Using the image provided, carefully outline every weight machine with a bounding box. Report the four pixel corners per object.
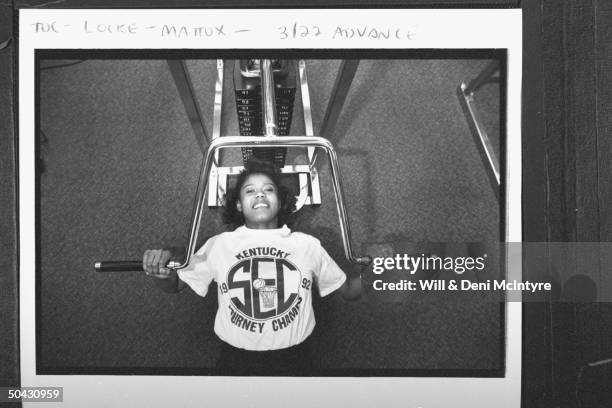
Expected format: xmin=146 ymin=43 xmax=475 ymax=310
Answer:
xmin=95 ymin=58 xmax=372 ymax=272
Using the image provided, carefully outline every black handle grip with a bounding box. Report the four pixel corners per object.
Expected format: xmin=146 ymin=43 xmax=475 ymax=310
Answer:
xmin=94 ymin=260 xmax=182 ymax=272
xmin=94 ymin=261 xmax=143 ymax=272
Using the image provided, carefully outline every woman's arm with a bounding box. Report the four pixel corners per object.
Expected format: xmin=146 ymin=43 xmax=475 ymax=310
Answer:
xmin=143 ymin=247 xmax=187 ymax=293
xmin=337 ymin=271 xmax=362 ymax=301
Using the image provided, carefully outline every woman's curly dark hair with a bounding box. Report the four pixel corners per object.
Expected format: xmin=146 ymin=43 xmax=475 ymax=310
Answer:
xmin=223 ymin=158 xmax=296 ymax=227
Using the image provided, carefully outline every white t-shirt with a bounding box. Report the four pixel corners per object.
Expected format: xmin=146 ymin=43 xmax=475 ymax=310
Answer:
xmin=177 ymin=225 xmax=346 ymax=351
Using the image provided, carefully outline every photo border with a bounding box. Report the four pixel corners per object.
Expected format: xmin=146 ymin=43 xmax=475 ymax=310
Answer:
xmin=20 ymin=8 xmax=522 ymax=408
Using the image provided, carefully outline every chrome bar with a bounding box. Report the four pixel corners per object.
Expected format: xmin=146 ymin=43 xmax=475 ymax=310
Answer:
xmin=166 ymin=60 xmax=209 ymax=153
xmin=215 ymin=164 xmax=321 ymax=175
xmin=458 ymin=82 xmax=501 ymax=198
xmin=260 ymin=59 xmax=278 ymax=136
xmin=212 ymin=59 xmax=224 ymax=142
xmin=298 ymin=60 xmax=314 ymax=137
xmin=208 ymin=59 xmax=224 ymax=206
xmin=312 ymin=59 xmax=360 ymax=168
xmin=464 ymin=60 xmax=500 ymax=95
xmin=176 ymin=136 xmax=372 ymax=269
xmin=298 ymin=60 xmax=322 ymax=205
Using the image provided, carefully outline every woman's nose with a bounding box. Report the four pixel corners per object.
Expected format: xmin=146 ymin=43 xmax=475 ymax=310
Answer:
xmin=255 ymin=190 xmax=264 ymax=198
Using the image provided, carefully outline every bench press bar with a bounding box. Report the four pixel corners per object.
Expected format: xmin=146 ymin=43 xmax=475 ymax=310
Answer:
xmin=95 ymin=136 xmax=372 ymax=272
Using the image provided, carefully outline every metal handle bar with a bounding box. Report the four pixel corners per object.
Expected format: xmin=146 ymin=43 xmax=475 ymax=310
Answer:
xmin=94 ymin=136 xmax=371 ymax=272
xmin=180 ymin=135 xmax=371 ymax=268
xmin=94 ymin=260 xmax=181 ymax=272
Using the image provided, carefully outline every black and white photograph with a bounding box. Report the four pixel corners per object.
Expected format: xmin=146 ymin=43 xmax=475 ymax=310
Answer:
xmin=15 ymin=8 xmax=523 ymax=406
xmin=13 ymin=8 xmax=523 ymax=406
xmin=7 ymin=2 xmax=612 ymax=408
xmin=35 ymin=54 xmax=505 ymax=378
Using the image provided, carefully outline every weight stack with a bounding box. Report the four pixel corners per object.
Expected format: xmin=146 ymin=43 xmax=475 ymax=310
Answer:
xmin=233 ymin=60 xmax=296 ymax=168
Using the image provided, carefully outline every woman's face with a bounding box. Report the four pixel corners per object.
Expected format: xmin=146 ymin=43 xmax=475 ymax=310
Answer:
xmin=237 ymin=173 xmax=281 ymax=229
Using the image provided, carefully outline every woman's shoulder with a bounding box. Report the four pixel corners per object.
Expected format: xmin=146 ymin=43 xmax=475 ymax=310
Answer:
xmin=199 ymin=230 xmax=234 ymax=247
xmin=211 ymin=229 xmax=238 ymax=241
xmin=287 ymin=230 xmax=321 ymax=246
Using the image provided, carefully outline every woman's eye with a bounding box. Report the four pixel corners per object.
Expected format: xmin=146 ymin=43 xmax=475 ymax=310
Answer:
xmin=245 ymin=188 xmax=255 ymax=194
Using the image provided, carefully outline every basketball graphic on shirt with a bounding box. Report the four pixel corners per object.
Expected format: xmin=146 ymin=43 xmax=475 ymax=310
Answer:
xmin=252 ymin=278 xmax=277 ymax=308
xmin=226 ymin=256 xmax=302 ymax=320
